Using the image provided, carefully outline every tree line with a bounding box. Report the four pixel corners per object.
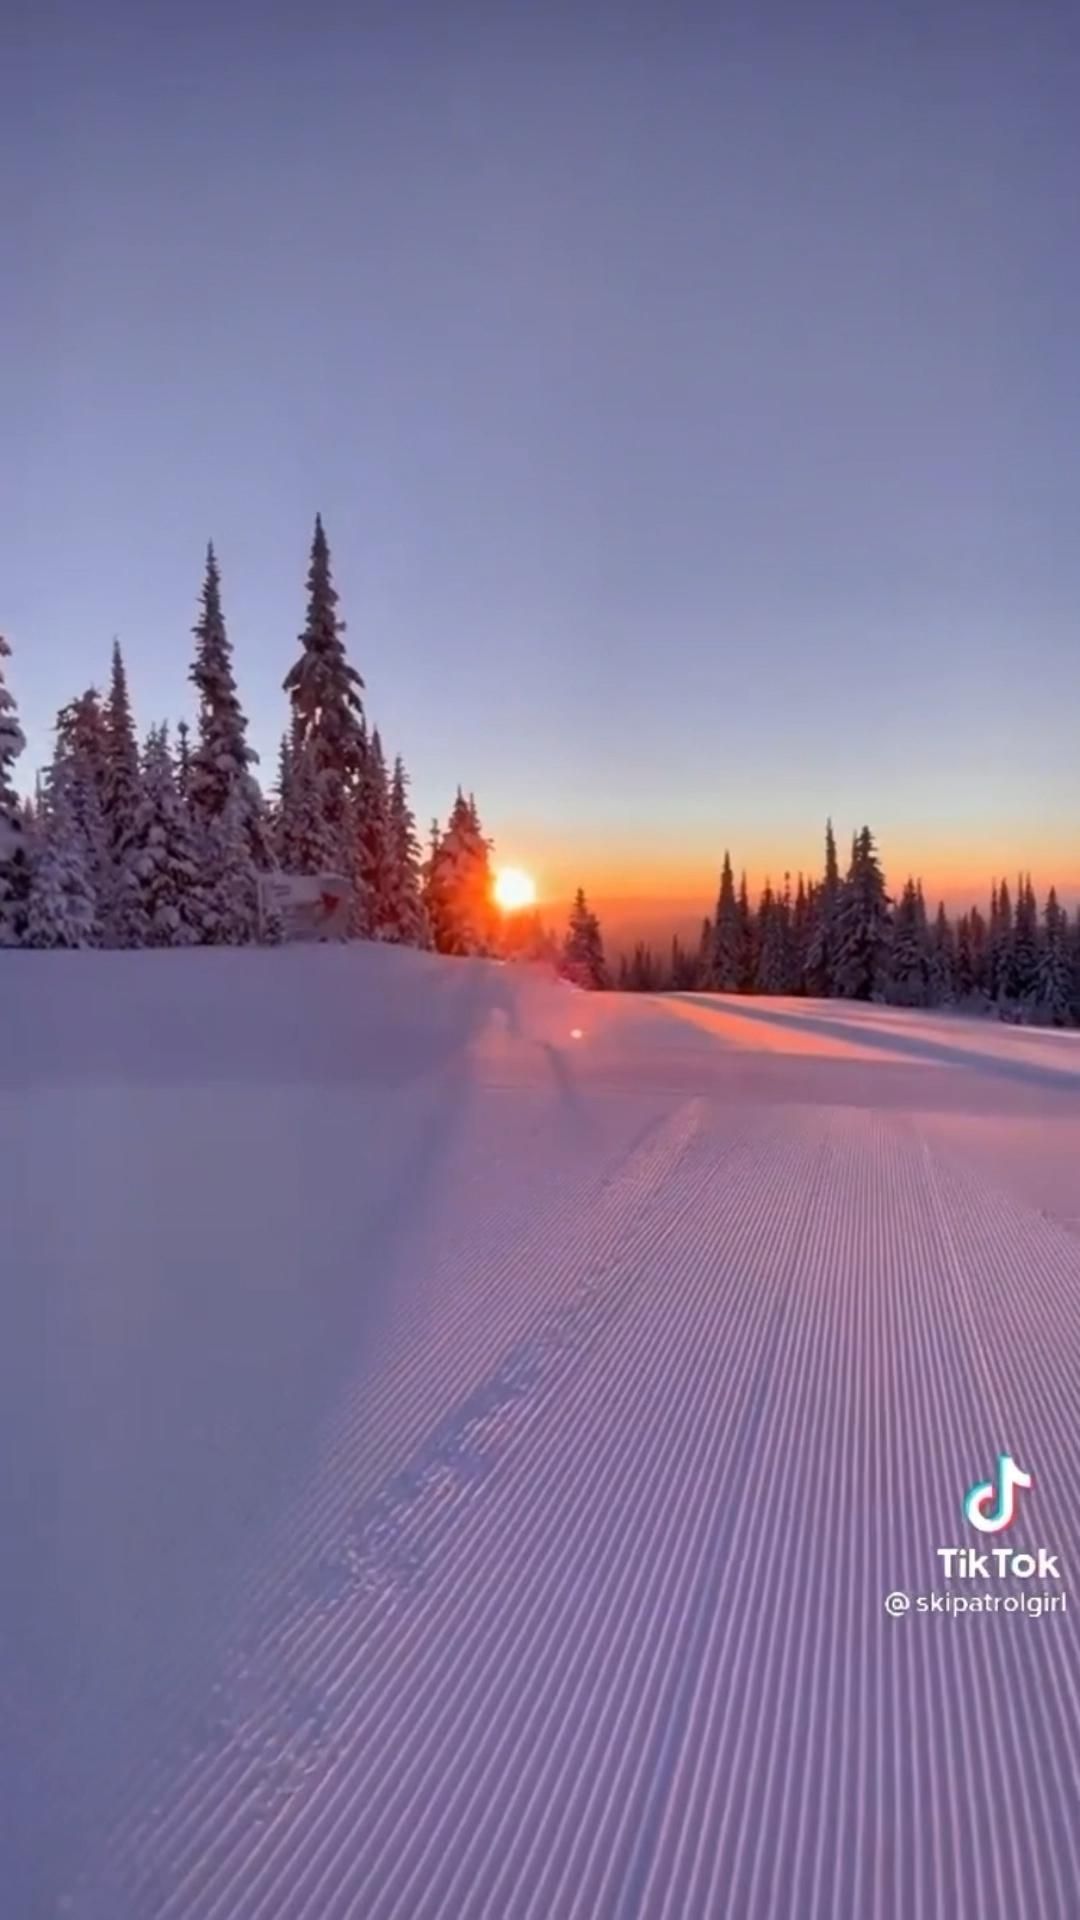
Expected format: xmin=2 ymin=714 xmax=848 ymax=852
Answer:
xmin=613 ymin=824 xmax=1080 ymax=1027
xmin=0 ymin=518 xmax=509 ymax=958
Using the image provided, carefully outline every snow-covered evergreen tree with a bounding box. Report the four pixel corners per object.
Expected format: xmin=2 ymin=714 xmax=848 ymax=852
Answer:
xmin=670 ymin=934 xmax=699 ymax=990
xmin=889 ymin=877 xmax=929 ymax=1006
xmin=755 ymin=881 xmax=788 ymax=993
xmin=709 ymin=851 xmax=741 ymax=990
xmin=206 ymin=782 xmax=260 ymax=945
xmin=352 ymin=725 xmax=394 ymax=937
xmin=1009 ymin=875 xmax=1040 ymax=1010
xmin=1037 ymin=888 xmax=1072 ymax=1026
xmin=969 ymin=905 xmax=989 ymax=997
xmin=52 ymin=689 xmax=111 ymax=920
xmin=384 ymin=754 xmax=429 ymax=946
xmin=988 ymin=880 xmax=1012 ymax=1003
xmin=101 ymin=642 xmax=145 ymax=946
xmin=426 ymin=788 xmax=497 ymax=956
xmin=791 ymin=875 xmax=811 ymax=994
xmin=119 ymin=725 xmax=208 ymax=947
xmin=736 ymin=872 xmax=755 ymax=992
xmin=562 ymin=888 xmax=609 ymax=989
xmin=25 ymin=755 xmax=97 ymax=949
xmin=697 ymin=915 xmax=713 ymax=985
xmin=278 ymin=732 xmax=343 ymax=876
xmin=928 ymin=901 xmax=956 ymax=1006
xmin=804 ymin=818 xmax=841 ymax=997
xmin=282 ymin=515 xmax=366 ymax=875
xmin=834 ymin=825 xmax=891 ymax=1001
xmin=175 ymin=718 xmax=192 ymax=802
xmin=0 ymin=635 xmax=30 ymax=945
xmin=188 ymin=543 xmax=271 ymax=868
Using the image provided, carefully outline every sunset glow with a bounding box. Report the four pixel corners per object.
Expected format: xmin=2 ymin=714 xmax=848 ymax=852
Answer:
xmin=494 ymin=868 xmax=537 ymax=912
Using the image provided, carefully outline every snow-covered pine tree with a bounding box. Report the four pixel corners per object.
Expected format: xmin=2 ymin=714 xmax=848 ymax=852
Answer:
xmin=954 ymin=912 xmax=973 ymax=999
xmin=1037 ymin=888 xmax=1072 ymax=1027
xmin=710 ymin=851 xmax=741 ymax=990
xmin=426 ymin=788 xmax=498 ymax=956
xmin=25 ymin=751 xmax=98 ymax=949
xmin=52 ymin=689 xmax=111 ymax=918
xmin=755 ymin=880 xmax=788 ymax=993
xmin=670 ymin=934 xmax=699 ymax=990
xmin=791 ymin=874 xmax=811 ymax=994
xmin=206 ymin=782 xmax=261 ymax=945
xmin=562 ymin=888 xmax=609 ymax=988
xmin=385 ymin=754 xmax=429 ymax=946
xmin=101 ymin=641 xmax=145 ymax=945
xmin=188 ymin=542 xmax=271 ymax=869
xmin=282 ymin=515 xmax=366 ymax=879
xmin=778 ymin=873 xmax=797 ymax=992
xmin=928 ymin=901 xmax=956 ymax=1006
xmin=352 ymin=726 xmax=395 ymax=938
xmin=120 ymin=725 xmax=209 ymax=947
xmin=0 ymin=635 xmax=30 ymax=945
xmin=1009 ymin=874 xmax=1040 ymax=1011
xmin=278 ymin=732 xmax=343 ymax=877
xmin=834 ymin=825 xmax=891 ymax=1001
xmin=804 ymin=818 xmax=841 ymax=997
xmin=697 ymin=915 xmax=713 ymax=986
xmin=736 ymin=871 xmax=755 ymax=992
xmin=988 ymin=879 xmax=1012 ymax=1004
xmin=969 ymin=904 xmax=988 ymax=997
xmin=175 ymin=718 xmax=192 ymax=802
xmin=889 ymin=877 xmax=929 ymax=1006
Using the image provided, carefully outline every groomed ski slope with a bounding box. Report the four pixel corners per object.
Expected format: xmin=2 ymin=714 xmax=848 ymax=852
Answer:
xmin=5 ymin=947 xmax=1080 ymax=1920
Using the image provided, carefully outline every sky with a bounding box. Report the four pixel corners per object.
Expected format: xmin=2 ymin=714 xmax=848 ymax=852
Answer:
xmin=3 ymin=0 xmax=1078 ymax=934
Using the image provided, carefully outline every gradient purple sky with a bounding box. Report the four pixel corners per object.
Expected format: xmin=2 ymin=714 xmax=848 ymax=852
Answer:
xmin=4 ymin=1 xmax=1078 ymax=923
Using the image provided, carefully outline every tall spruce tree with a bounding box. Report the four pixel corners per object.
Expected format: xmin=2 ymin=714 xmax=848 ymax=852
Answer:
xmin=118 ymin=726 xmax=208 ymax=947
xmin=736 ymin=871 xmax=755 ymax=992
xmin=0 ymin=635 xmax=30 ymax=945
xmin=753 ymin=880 xmax=788 ymax=993
xmin=928 ymin=901 xmax=956 ymax=1006
xmin=889 ymin=877 xmax=929 ymax=1006
xmin=1038 ymin=888 xmax=1072 ymax=1026
xmin=710 ymin=851 xmax=741 ymax=990
xmin=804 ymin=818 xmax=841 ymax=996
xmin=989 ymin=880 xmax=1013 ymax=1002
xmin=282 ymin=515 xmax=366 ymax=881
xmin=175 ymin=718 xmax=192 ymax=802
xmin=353 ymin=725 xmax=394 ymax=937
xmin=426 ymin=789 xmax=497 ymax=956
xmin=101 ymin=641 xmax=145 ymax=946
xmin=25 ymin=755 xmax=98 ymax=949
xmin=792 ymin=874 xmax=811 ymax=993
xmin=834 ymin=825 xmax=891 ymax=1001
xmin=53 ymin=689 xmax=111 ymax=916
xmin=562 ymin=888 xmax=609 ymax=989
xmin=1010 ymin=875 xmax=1040 ymax=1009
xmin=188 ymin=543 xmax=270 ymax=867
xmin=385 ymin=754 xmax=428 ymax=946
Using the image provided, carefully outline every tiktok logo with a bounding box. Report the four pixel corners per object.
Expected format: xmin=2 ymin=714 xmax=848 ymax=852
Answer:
xmin=964 ymin=1454 xmax=1034 ymax=1534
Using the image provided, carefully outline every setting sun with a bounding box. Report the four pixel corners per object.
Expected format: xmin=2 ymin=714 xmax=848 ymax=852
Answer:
xmin=494 ymin=867 xmax=537 ymax=912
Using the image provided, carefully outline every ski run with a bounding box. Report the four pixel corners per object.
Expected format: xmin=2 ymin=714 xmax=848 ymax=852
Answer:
xmin=6 ymin=944 xmax=1080 ymax=1920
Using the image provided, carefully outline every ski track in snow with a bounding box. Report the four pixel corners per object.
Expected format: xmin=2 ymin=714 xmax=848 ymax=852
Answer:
xmin=5 ymin=954 xmax=1080 ymax=1920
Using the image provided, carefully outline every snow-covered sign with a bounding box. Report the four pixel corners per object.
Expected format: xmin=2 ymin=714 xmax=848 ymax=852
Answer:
xmin=258 ymin=871 xmax=351 ymax=941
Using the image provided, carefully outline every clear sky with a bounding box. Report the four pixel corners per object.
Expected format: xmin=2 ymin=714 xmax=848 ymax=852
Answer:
xmin=4 ymin=0 xmax=1078 ymax=927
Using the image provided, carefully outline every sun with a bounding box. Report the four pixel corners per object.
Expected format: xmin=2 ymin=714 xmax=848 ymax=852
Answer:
xmin=494 ymin=867 xmax=537 ymax=912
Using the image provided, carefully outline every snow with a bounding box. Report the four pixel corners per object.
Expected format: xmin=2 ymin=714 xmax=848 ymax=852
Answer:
xmin=5 ymin=952 xmax=1080 ymax=1918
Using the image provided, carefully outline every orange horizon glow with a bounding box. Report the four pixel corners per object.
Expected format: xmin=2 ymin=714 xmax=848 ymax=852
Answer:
xmin=506 ymin=834 xmax=1080 ymax=923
